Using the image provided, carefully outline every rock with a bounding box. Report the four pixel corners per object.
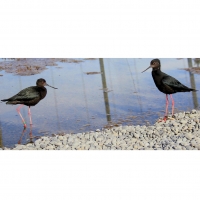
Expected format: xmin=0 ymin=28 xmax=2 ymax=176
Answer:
xmin=46 ymin=145 xmax=55 ymax=150
xmin=196 ymin=144 xmax=200 ymax=150
xmin=68 ymin=137 xmax=74 ymax=143
xmin=58 ymin=136 xmax=64 ymax=140
xmin=180 ymin=120 xmax=187 ymax=124
xmin=126 ymin=146 xmax=133 ymax=150
xmin=194 ymin=118 xmax=199 ymax=123
xmin=26 ymin=143 xmax=34 ymax=147
xmin=185 ymin=133 xmax=194 ymax=140
xmin=62 ymin=140 xmax=67 ymax=145
xmin=96 ymin=135 xmax=105 ymax=142
xmin=55 ymin=142 xmax=63 ymax=147
xmin=139 ymin=141 xmax=144 ymax=146
xmin=40 ymin=144 xmax=46 ymax=149
xmin=134 ymin=132 xmax=140 ymax=139
xmin=34 ymin=140 xmax=41 ymax=146
xmin=15 ymin=145 xmax=25 ymax=150
xmin=121 ymin=130 xmax=127 ymax=134
xmin=190 ymin=140 xmax=197 ymax=147
xmin=84 ymin=133 xmax=90 ymax=140
xmin=185 ymin=145 xmax=192 ymax=150
xmin=131 ymin=138 xmax=137 ymax=143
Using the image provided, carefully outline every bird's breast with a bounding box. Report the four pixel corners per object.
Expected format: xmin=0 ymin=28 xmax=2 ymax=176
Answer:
xmin=39 ymin=88 xmax=47 ymax=100
xmin=151 ymin=70 xmax=168 ymax=94
xmin=152 ymin=70 xmax=163 ymax=87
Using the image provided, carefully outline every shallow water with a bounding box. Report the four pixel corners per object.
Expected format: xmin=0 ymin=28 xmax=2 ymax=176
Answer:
xmin=0 ymin=58 xmax=199 ymax=148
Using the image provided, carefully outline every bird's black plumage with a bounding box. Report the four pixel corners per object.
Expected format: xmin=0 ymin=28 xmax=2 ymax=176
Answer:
xmin=142 ymin=59 xmax=197 ymax=120
xmin=1 ymin=78 xmax=48 ymax=106
xmin=149 ymin=59 xmax=197 ymax=94
xmin=1 ymin=78 xmax=57 ymax=127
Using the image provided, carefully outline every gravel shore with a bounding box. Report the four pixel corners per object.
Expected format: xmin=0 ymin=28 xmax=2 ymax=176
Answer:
xmin=2 ymin=109 xmax=200 ymax=150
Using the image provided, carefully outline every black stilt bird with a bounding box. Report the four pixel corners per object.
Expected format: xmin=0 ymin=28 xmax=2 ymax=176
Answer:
xmin=1 ymin=78 xmax=57 ymax=128
xmin=142 ymin=59 xmax=197 ymax=121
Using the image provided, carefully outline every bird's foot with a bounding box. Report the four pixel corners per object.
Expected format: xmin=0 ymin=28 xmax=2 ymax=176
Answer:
xmin=166 ymin=115 xmax=176 ymax=120
xmin=157 ymin=115 xmax=176 ymax=122
xmin=167 ymin=117 xmax=175 ymax=120
xmin=157 ymin=116 xmax=168 ymax=122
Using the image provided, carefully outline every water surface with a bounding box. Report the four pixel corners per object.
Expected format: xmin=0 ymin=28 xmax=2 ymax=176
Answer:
xmin=0 ymin=58 xmax=199 ymax=148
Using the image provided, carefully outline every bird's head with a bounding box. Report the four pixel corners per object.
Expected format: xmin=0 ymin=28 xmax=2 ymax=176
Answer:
xmin=36 ymin=78 xmax=58 ymax=89
xmin=36 ymin=78 xmax=47 ymax=87
xmin=142 ymin=59 xmax=161 ymax=73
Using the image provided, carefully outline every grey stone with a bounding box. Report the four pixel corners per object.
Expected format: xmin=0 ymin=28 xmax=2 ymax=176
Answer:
xmin=134 ymin=132 xmax=140 ymax=139
xmin=185 ymin=133 xmax=194 ymax=140
xmin=186 ymin=145 xmax=192 ymax=150
xmin=34 ymin=140 xmax=41 ymax=146
xmin=40 ymin=144 xmax=46 ymax=149
xmin=58 ymin=136 xmax=64 ymax=140
xmin=191 ymin=140 xmax=197 ymax=147
xmin=15 ymin=145 xmax=24 ymax=150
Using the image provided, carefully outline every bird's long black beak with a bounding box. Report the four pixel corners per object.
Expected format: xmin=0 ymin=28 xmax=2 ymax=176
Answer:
xmin=141 ymin=65 xmax=152 ymax=73
xmin=46 ymin=83 xmax=58 ymax=89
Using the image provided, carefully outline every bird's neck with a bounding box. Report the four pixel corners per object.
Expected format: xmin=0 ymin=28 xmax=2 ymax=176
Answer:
xmin=38 ymin=86 xmax=47 ymax=99
xmin=152 ymin=66 xmax=161 ymax=71
xmin=151 ymin=67 xmax=163 ymax=86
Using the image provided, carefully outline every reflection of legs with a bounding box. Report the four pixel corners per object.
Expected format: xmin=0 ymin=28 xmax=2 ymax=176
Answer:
xmin=16 ymin=104 xmax=26 ymax=128
xmin=18 ymin=127 xmax=27 ymax=144
xmin=170 ymin=94 xmax=175 ymax=116
xmin=28 ymin=106 xmax=32 ymax=125
xmin=29 ymin=124 xmax=33 ymax=143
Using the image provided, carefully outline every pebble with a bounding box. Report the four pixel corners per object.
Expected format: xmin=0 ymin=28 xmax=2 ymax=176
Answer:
xmin=3 ymin=110 xmax=200 ymax=150
xmin=185 ymin=133 xmax=194 ymax=140
xmin=40 ymin=144 xmax=46 ymax=149
xmin=133 ymin=132 xmax=140 ymax=139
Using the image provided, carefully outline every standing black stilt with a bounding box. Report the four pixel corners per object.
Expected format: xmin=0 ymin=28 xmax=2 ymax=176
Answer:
xmin=142 ymin=59 xmax=197 ymax=121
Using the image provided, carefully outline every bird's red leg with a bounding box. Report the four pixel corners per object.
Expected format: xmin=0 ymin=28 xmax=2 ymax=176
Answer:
xmin=28 ymin=106 xmax=33 ymax=125
xmin=16 ymin=104 xmax=26 ymax=128
xmin=170 ymin=94 xmax=175 ymax=117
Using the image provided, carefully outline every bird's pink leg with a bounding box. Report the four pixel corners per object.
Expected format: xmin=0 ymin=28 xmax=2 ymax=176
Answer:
xmin=170 ymin=94 xmax=175 ymax=117
xmin=28 ymin=106 xmax=33 ymax=125
xmin=16 ymin=104 xmax=26 ymax=128
xmin=158 ymin=95 xmax=169 ymax=122
xmin=163 ymin=94 xmax=169 ymax=121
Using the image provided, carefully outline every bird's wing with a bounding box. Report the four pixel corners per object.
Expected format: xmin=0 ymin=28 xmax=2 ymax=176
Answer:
xmin=8 ymin=86 xmax=39 ymax=101
xmin=162 ymin=75 xmax=189 ymax=91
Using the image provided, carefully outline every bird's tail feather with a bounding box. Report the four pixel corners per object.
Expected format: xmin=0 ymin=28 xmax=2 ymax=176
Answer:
xmin=1 ymin=99 xmax=19 ymax=104
xmin=191 ymin=89 xmax=198 ymax=92
xmin=6 ymin=101 xmax=19 ymax=105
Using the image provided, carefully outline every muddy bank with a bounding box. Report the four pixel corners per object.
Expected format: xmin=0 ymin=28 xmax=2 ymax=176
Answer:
xmin=0 ymin=58 xmax=91 ymax=76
